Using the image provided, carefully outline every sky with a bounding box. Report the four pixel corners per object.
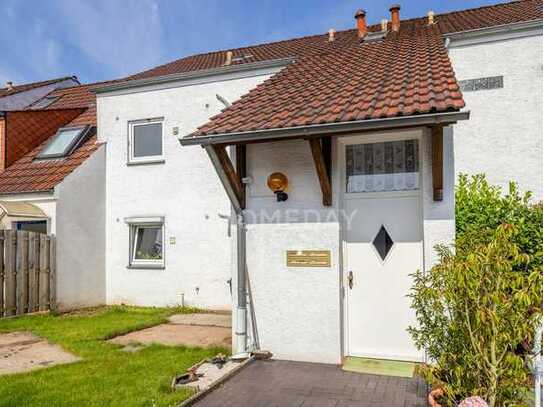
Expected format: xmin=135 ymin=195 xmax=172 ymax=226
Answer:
xmin=0 ymin=0 xmax=510 ymax=86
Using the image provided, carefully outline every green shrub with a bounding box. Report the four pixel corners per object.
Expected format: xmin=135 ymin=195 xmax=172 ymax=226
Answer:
xmin=455 ymin=174 xmax=543 ymax=268
xmin=409 ymin=224 xmax=543 ymax=406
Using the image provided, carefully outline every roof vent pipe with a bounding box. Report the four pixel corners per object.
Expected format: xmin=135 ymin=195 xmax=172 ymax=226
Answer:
xmin=5 ymin=81 xmax=14 ymax=91
xmin=428 ymin=10 xmax=436 ymax=25
xmin=224 ymin=51 xmax=233 ymax=66
xmin=390 ymin=4 xmax=401 ymax=32
xmin=381 ymin=19 xmax=388 ymax=32
xmin=354 ymin=9 xmax=367 ymax=38
xmin=328 ymin=28 xmax=336 ymax=42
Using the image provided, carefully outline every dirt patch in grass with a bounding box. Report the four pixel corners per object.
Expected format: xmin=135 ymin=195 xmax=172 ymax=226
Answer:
xmin=0 ymin=305 xmax=227 ymax=407
xmin=0 ymin=332 xmax=80 ymax=376
xmin=110 ymin=324 xmax=231 ymax=349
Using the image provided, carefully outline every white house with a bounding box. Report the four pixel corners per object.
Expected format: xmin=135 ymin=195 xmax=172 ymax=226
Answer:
xmin=4 ymin=0 xmax=541 ymax=366
xmin=0 ymin=83 xmax=106 ymax=309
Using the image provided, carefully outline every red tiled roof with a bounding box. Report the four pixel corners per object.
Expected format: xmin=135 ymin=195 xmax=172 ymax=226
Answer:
xmin=0 ymin=76 xmax=79 ymax=98
xmin=0 ymin=83 xmax=108 ymax=194
xmin=193 ymin=25 xmax=465 ymax=137
xmin=129 ymin=0 xmax=543 ymax=80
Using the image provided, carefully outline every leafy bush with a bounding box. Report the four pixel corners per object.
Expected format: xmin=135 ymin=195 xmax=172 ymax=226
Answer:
xmin=410 ymin=175 xmax=543 ymax=406
xmin=410 ymin=225 xmax=543 ymax=406
xmin=456 ymin=174 xmax=543 ymax=268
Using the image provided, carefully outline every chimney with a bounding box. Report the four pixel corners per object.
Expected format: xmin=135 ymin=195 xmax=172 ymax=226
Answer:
xmin=390 ymin=4 xmax=401 ymax=32
xmin=354 ymin=9 xmax=367 ymax=38
xmin=224 ymin=51 xmax=233 ymax=66
xmin=428 ymin=10 xmax=435 ymax=25
xmin=5 ymin=81 xmax=14 ymax=91
xmin=381 ymin=19 xmax=388 ymax=32
xmin=328 ymin=28 xmax=336 ymax=42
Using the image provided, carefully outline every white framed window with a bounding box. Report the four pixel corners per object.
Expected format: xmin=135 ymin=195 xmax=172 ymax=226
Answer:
xmin=126 ymin=217 xmax=165 ymax=269
xmin=128 ymin=119 xmax=164 ymax=164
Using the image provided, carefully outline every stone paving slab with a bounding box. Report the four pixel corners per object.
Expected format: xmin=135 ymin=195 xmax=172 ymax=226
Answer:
xmin=0 ymin=332 xmax=80 ymax=376
xmin=109 ymin=324 xmax=231 ymax=349
xmin=168 ymin=313 xmax=231 ymax=328
xmin=192 ymin=359 xmax=428 ymax=407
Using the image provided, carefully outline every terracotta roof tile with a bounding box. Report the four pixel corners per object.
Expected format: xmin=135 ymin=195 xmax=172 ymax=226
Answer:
xmin=0 ymin=82 xmax=111 ymax=194
xmin=193 ymin=25 xmax=465 ymax=137
xmin=0 ymin=76 xmax=79 ymax=98
xmin=129 ymin=0 xmax=543 ymax=81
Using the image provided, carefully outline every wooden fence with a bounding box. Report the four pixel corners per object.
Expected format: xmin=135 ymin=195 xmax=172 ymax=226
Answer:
xmin=0 ymin=230 xmax=56 ymax=318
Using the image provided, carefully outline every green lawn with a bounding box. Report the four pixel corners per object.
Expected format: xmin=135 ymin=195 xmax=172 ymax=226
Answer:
xmin=0 ymin=306 xmax=227 ymax=407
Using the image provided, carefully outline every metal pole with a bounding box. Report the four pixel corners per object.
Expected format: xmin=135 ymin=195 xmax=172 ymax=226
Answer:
xmin=233 ymin=212 xmax=249 ymax=358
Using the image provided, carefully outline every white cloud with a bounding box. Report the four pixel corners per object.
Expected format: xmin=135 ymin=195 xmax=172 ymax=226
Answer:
xmin=50 ymin=0 xmax=165 ymax=77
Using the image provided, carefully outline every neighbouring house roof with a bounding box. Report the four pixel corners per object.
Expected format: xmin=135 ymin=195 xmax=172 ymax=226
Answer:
xmin=128 ymin=0 xmax=543 ymax=81
xmin=0 ymin=201 xmax=46 ymax=219
xmin=0 ymin=82 xmax=110 ymax=194
xmin=0 ymin=76 xmax=79 ymax=98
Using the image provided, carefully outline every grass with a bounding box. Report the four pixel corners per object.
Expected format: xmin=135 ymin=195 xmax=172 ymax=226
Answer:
xmin=0 ymin=306 xmax=228 ymax=407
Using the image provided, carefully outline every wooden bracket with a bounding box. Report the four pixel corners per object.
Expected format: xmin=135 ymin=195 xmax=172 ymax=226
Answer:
xmin=309 ymin=138 xmax=332 ymax=206
xmin=431 ymin=125 xmax=444 ymax=201
xmin=206 ymin=145 xmax=245 ymax=211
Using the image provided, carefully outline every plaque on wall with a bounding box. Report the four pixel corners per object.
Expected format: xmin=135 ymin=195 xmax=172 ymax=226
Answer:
xmin=286 ymin=250 xmax=331 ymax=267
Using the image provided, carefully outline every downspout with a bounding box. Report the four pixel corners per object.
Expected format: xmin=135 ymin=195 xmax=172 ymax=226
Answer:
xmin=204 ymin=145 xmax=249 ymax=359
xmin=234 ymin=211 xmax=249 ymax=358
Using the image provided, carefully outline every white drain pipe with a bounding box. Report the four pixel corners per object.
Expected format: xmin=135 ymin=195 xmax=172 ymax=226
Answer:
xmin=233 ymin=212 xmax=249 ymax=359
xmin=534 ymin=319 xmax=543 ymax=407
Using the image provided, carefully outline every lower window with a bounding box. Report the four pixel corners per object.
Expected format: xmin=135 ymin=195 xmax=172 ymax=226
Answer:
xmin=127 ymin=218 xmax=164 ymax=268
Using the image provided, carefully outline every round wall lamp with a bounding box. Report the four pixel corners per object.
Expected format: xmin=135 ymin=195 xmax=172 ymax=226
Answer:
xmin=267 ymin=172 xmax=289 ymax=202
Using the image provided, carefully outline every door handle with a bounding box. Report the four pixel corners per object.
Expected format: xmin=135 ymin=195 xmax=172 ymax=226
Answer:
xmin=348 ymin=271 xmax=354 ymax=290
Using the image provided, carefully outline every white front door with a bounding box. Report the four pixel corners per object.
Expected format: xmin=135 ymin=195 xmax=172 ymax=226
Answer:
xmin=341 ymin=134 xmax=424 ymax=362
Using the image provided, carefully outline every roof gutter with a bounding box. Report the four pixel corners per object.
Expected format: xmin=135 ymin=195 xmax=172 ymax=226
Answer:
xmin=92 ymin=58 xmax=294 ymax=94
xmin=180 ymin=110 xmax=470 ymax=146
xmin=444 ymin=18 xmax=543 ymax=46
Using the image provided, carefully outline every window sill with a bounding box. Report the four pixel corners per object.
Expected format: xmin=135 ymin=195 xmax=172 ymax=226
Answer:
xmin=127 ymin=158 xmax=165 ymax=166
xmin=127 ymin=264 xmax=165 ymax=270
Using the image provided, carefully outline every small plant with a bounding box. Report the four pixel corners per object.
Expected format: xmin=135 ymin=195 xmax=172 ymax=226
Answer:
xmin=409 ymin=224 xmax=543 ymax=406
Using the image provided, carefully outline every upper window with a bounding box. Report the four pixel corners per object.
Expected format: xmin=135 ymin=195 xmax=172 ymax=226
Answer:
xmin=346 ymin=139 xmax=419 ymax=193
xmin=37 ymin=126 xmax=91 ymax=159
xmin=128 ymin=119 xmax=164 ymax=164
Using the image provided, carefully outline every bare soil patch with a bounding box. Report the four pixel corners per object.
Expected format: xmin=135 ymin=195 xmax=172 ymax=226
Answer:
xmin=0 ymin=332 xmax=80 ymax=376
xmin=109 ymin=317 xmax=231 ymax=349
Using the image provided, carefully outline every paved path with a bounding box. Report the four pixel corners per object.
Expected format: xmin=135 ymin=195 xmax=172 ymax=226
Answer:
xmin=192 ymin=359 xmax=428 ymax=407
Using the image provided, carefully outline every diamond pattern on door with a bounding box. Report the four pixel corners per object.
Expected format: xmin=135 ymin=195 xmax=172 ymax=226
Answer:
xmin=373 ymin=225 xmax=394 ymax=261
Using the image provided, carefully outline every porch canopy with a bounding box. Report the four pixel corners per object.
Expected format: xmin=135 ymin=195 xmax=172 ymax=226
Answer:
xmin=180 ymin=23 xmax=470 ymax=210
xmin=0 ymin=201 xmax=46 ymax=219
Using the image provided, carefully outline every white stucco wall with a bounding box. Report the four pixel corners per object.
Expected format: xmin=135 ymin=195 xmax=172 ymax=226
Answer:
xmin=448 ymin=34 xmax=543 ymax=201
xmin=237 ymin=129 xmax=454 ymax=364
xmin=97 ymin=69 xmax=280 ymax=309
xmin=243 ymin=139 xmax=342 ymax=364
xmin=55 ymin=145 xmax=106 ymax=309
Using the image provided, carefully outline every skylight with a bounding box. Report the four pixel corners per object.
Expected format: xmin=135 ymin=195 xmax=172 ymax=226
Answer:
xmin=37 ymin=126 xmax=91 ymax=159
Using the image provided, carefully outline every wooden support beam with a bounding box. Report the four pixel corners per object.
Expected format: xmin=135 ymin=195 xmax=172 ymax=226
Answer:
xmin=432 ymin=125 xmax=444 ymax=201
xmin=321 ymin=137 xmax=332 ymax=181
xmin=206 ymin=145 xmax=245 ymax=210
xmin=309 ymin=138 xmax=332 ymax=206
